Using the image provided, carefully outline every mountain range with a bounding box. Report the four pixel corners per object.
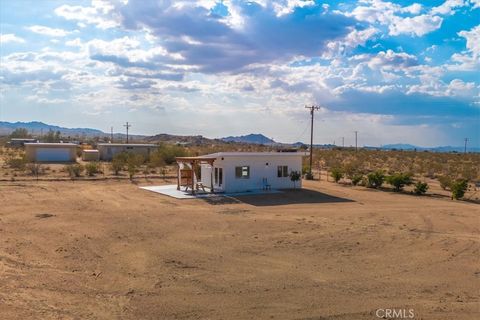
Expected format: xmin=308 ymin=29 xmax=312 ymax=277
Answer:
xmin=1 ymin=121 xmax=478 ymax=152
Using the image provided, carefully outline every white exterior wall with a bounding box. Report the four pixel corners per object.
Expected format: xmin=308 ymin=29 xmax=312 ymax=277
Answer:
xmin=200 ymin=154 xmax=303 ymax=193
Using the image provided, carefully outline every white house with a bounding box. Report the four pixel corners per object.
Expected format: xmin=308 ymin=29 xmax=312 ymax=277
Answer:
xmin=176 ymin=152 xmax=306 ymax=194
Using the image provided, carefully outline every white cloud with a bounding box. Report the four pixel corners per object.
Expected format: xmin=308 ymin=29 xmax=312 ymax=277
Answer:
xmin=471 ymin=0 xmax=480 ymax=9
xmin=0 ymin=33 xmax=25 ymax=44
xmin=27 ymin=25 xmax=72 ymax=37
xmin=272 ymin=0 xmax=315 ymax=17
xmin=341 ymin=0 xmax=453 ymax=37
xmin=389 ymin=14 xmax=443 ymax=37
xmin=458 ymin=25 xmax=480 ymax=56
xmin=54 ymin=1 xmax=119 ymax=30
xmin=431 ymin=0 xmax=466 ymax=16
xmin=447 ymin=25 xmax=480 ymax=71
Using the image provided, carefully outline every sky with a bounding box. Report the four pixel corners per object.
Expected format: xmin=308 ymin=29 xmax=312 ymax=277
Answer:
xmin=0 ymin=0 xmax=479 ymax=147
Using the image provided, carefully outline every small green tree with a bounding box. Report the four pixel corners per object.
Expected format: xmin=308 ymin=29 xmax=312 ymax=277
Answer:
xmin=66 ymin=164 xmax=84 ymax=179
xmin=351 ymin=174 xmax=363 ymax=186
xmin=85 ymin=162 xmax=100 ymax=176
xmin=289 ymin=171 xmax=301 ymax=189
xmin=413 ymin=181 xmax=429 ymax=195
xmin=6 ymin=155 xmax=27 ymax=170
xmin=366 ymin=170 xmax=385 ymax=189
xmin=126 ymin=154 xmax=144 ymax=180
xmin=451 ymin=180 xmax=468 ymax=200
xmin=111 ymin=152 xmax=128 ymax=175
xmin=386 ymin=172 xmax=413 ymax=191
xmin=9 ymin=128 xmax=30 ymax=138
xmin=330 ymin=167 xmax=344 ymax=183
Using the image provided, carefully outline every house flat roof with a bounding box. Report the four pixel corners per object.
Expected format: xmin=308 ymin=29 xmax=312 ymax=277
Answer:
xmin=203 ymin=152 xmax=308 ymax=157
xmin=24 ymin=143 xmax=78 ymax=147
xmin=97 ymin=143 xmax=156 ymax=147
xmin=10 ymin=138 xmax=38 ymax=141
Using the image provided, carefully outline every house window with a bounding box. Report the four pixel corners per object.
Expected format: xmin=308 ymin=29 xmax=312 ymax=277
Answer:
xmin=277 ymin=165 xmax=289 ymax=177
xmin=235 ymin=166 xmax=250 ymax=179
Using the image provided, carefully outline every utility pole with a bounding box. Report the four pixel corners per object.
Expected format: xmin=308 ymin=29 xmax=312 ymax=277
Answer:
xmin=354 ymin=131 xmax=358 ymax=152
xmin=464 ymin=138 xmax=468 ymax=154
xmin=123 ymin=122 xmax=131 ymax=144
xmin=305 ymin=105 xmax=320 ymax=177
xmin=110 ymin=127 xmax=114 ymax=142
xmin=342 ymin=137 xmax=344 ymax=148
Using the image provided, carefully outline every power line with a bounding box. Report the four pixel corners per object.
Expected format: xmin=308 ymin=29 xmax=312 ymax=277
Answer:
xmin=354 ymin=131 xmax=358 ymax=152
xmin=123 ymin=122 xmax=131 ymax=144
xmin=305 ymin=105 xmax=321 ymax=177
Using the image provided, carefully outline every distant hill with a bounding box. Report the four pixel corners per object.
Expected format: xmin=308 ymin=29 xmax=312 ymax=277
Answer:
xmin=0 ymin=121 xmax=105 ymax=137
xmin=221 ymin=134 xmax=276 ymax=145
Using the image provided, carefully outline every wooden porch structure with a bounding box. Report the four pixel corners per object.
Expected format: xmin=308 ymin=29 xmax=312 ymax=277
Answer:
xmin=175 ymin=156 xmax=216 ymax=194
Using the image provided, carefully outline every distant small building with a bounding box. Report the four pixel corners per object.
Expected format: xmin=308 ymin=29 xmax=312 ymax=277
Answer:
xmin=25 ymin=143 xmax=77 ymax=162
xmin=82 ymin=149 xmax=100 ymax=161
xmin=8 ymin=138 xmax=38 ymax=147
xmin=97 ymin=143 xmax=157 ymax=161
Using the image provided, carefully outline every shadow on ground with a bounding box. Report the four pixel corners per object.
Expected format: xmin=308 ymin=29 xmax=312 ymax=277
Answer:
xmin=202 ymin=188 xmax=354 ymax=207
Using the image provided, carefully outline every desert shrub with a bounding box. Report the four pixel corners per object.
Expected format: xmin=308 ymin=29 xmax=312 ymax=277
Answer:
xmin=66 ymin=164 xmax=84 ymax=178
xmin=438 ymin=175 xmax=452 ymax=190
xmin=330 ymin=167 xmax=344 ymax=183
xmin=85 ymin=162 xmax=100 ymax=176
xmin=153 ymin=144 xmax=187 ymax=165
xmin=149 ymin=150 xmax=166 ymax=168
xmin=9 ymin=128 xmax=30 ymax=138
xmin=6 ymin=156 xmax=27 ymax=170
xmin=26 ymin=163 xmax=43 ymax=176
xmin=111 ymin=153 xmax=128 ymax=175
xmin=413 ymin=181 xmax=429 ymax=195
xmin=304 ymin=172 xmax=314 ymax=180
xmin=365 ymin=171 xmax=385 ymax=189
xmin=386 ymin=172 xmax=413 ymax=191
xmin=451 ymin=180 xmax=468 ymax=200
xmin=351 ymin=174 xmax=363 ymax=186
xmin=289 ymin=171 xmax=301 ymax=189
xmin=127 ymin=154 xmax=144 ymax=180
xmin=302 ymin=164 xmax=310 ymax=175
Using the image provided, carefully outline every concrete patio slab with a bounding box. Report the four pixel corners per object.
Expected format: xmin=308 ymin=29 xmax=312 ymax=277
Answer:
xmin=140 ymin=184 xmax=283 ymax=199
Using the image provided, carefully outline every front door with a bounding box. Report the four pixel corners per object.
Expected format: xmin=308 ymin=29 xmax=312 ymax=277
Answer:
xmin=215 ymin=167 xmax=223 ymax=187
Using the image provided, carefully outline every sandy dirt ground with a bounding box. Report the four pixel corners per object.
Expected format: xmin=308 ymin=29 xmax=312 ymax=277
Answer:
xmin=0 ymin=179 xmax=479 ymax=320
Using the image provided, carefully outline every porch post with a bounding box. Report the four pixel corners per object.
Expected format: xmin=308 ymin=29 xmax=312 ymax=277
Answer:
xmin=210 ymin=160 xmax=214 ymax=193
xmin=176 ymin=162 xmax=180 ymax=190
xmin=191 ymin=161 xmax=195 ymax=195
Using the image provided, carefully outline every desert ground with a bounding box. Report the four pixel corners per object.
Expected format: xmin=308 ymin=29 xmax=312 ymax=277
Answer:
xmin=0 ymin=179 xmax=479 ymax=319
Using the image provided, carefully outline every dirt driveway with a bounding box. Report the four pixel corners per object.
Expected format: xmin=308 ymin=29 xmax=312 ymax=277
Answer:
xmin=0 ymin=180 xmax=479 ymax=319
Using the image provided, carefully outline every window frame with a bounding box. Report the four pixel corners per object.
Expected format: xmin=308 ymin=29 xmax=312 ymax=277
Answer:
xmin=277 ymin=165 xmax=289 ymax=178
xmin=235 ymin=166 xmax=250 ymax=179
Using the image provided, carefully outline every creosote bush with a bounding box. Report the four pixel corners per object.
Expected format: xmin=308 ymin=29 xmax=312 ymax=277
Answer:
xmin=451 ymin=180 xmax=468 ymax=200
xmin=66 ymin=164 xmax=84 ymax=179
xmin=85 ymin=162 xmax=100 ymax=176
xmin=330 ymin=167 xmax=343 ymax=183
xmin=386 ymin=172 xmax=413 ymax=192
xmin=413 ymin=181 xmax=429 ymax=195
xmin=365 ymin=171 xmax=385 ymax=189
xmin=438 ymin=176 xmax=452 ymax=190
xmin=351 ymin=174 xmax=363 ymax=186
xmin=289 ymin=171 xmax=301 ymax=189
